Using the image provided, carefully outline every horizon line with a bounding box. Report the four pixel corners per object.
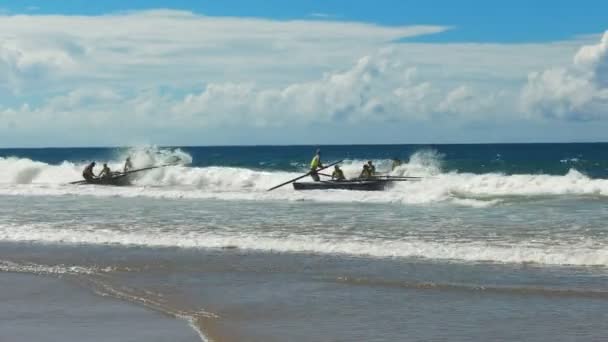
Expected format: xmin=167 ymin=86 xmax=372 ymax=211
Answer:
xmin=1 ymin=140 xmax=608 ymax=149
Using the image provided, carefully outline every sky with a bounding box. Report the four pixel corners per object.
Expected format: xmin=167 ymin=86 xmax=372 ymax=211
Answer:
xmin=0 ymin=1 xmax=607 ymax=147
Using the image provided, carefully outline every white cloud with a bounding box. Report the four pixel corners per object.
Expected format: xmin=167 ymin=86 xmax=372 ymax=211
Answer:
xmin=0 ymin=54 xmax=506 ymax=135
xmin=0 ymin=10 xmax=605 ymax=146
xmin=574 ymin=32 xmax=608 ymax=87
xmin=0 ymin=10 xmax=448 ymax=92
xmin=521 ymin=31 xmax=608 ymax=121
xmin=309 ymin=13 xmax=332 ymax=18
xmin=171 ymin=55 xmax=507 ymax=126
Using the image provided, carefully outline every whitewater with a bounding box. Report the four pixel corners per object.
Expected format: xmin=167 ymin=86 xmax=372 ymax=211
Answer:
xmin=1 ymin=146 xmax=608 ymax=207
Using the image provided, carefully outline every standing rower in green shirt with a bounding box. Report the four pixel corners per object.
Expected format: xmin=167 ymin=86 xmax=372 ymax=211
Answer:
xmin=309 ymin=149 xmax=323 ymax=181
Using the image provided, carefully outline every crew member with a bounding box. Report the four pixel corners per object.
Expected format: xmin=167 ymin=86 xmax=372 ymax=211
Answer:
xmin=359 ymin=164 xmax=372 ymax=179
xmin=82 ymin=162 xmax=96 ymax=181
xmin=367 ymin=160 xmax=376 ymax=175
xmin=310 ymin=149 xmax=323 ymax=181
xmin=98 ymin=163 xmax=112 ymax=179
xmin=123 ymin=157 xmax=133 ymax=172
xmin=332 ymin=165 xmax=345 ymax=181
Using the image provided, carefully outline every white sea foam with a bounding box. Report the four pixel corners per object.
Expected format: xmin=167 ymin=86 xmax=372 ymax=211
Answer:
xmin=1 ymin=223 xmax=607 ymax=267
xmin=0 ymin=259 xmax=103 ymax=275
xmin=0 ymin=149 xmax=607 ymax=206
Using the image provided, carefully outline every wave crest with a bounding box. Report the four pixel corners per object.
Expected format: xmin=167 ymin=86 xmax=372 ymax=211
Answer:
xmin=0 ymin=148 xmax=607 ymax=206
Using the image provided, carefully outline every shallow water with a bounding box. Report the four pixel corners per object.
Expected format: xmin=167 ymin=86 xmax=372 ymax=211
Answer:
xmin=0 ymin=272 xmax=201 ymax=342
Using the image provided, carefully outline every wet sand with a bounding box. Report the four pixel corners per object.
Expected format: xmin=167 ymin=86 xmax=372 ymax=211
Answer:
xmin=0 ymin=272 xmax=202 ymax=342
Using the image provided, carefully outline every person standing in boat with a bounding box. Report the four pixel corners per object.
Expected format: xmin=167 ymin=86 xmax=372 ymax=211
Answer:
xmin=309 ymin=149 xmax=323 ymax=181
xmin=98 ymin=163 xmax=112 ymax=179
xmin=123 ymin=157 xmax=133 ymax=173
xmin=82 ymin=162 xmax=96 ymax=181
xmin=332 ymin=165 xmax=345 ymax=181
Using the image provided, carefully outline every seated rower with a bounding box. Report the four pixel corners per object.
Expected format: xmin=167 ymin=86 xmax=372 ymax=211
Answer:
xmin=123 ymin=157 xmax=133 ymax=172
xmin=82 ymin=162 xmax=96 ymax=181
xmin=359 ymin=164 xmax=372 ymax=179
xmin=367 ymin=160 xmax=376 ymax=175
xmin=98 ymin=163 xmax=112 ymax=179
xmin=332 ymin=165 xmax=345 ymax=181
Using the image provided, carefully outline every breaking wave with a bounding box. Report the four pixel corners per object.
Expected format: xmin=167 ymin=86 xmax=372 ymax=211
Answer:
xmin=2 ymin=223 xmax=607 ymax=267
xmin=0 ymin=147 xmax=607 ymax=206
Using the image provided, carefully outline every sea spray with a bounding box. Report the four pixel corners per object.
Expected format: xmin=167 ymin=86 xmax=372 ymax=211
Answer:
xmin=1 ymin=147 xmax=608 ymax=206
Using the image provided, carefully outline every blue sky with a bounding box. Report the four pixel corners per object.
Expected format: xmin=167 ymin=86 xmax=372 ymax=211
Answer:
xmin=0 ymin=1 xmax=607 ymax=146
xmin=6 ymin=0 xmax=608 ymax=42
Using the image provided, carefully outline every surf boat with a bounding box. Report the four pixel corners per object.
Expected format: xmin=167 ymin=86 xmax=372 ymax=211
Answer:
xmin=292 ymin=179 xmax=390 ymax=191
xmin=70 ymin=163 xmax=180 ymax=186
xmin=83 ymin=173 xmax=131 ymax=186
xmin=266 ymin=160 xmax=423 ymax=192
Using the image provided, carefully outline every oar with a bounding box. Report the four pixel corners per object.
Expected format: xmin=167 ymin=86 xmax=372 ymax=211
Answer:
xmin=382 ymin=178 xmax=423 ymax=182
xmin=267 ymin=160 xmax=344 ymax=191
xmin=377 ymin=175 xmax=425 ymax=179
xmin=122 ymin=163 xmax=177 ymax=175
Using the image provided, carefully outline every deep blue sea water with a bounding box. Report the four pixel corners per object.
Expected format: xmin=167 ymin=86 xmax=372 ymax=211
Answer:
xmin=3 ymin=142 xmax=608 ymax=175
xmin=1 ymin=143 xmax=608 ymax=341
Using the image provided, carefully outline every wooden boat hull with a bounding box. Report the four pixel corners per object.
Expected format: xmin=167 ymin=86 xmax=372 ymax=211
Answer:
xmin=84 ymin=174 xmax=131 ymax=186
xmin=292 ymin=180 xmax=389 ymax=191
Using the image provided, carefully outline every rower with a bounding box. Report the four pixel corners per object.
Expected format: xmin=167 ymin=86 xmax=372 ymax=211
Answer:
xmin=98 ymin=163 xmax=112 ymax=179
xmin=309 ymin=149 xmax=323 ymax=182
xmin=367 ymin=160 xmax=376 ymax=175
xmin=123 ymin=157 xmax=133 ymax=172
xmin=359 ymin=164 xmax=372 ymax=179
xmin=82 ymin=162 xmax=96 ymax=181
xmin=332 ymin=165 xmax=345 ymax=181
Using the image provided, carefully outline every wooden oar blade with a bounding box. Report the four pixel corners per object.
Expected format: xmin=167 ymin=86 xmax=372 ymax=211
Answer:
xmin=267 ymin=171 xmax=311 ymax=191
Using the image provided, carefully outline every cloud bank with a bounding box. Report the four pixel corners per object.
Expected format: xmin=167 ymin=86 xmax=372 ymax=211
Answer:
xmin=0 ymin=10 xmax=605 ymax=146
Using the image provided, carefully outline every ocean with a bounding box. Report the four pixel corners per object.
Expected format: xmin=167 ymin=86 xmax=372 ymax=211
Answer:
xmin=1 ymin=143 xmax=608 ymax=341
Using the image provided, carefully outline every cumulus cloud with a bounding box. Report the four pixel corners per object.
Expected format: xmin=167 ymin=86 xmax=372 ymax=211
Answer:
xmin=521 ymin=31 xmax=608 ymax=120
xmin=0 ymin=10 xmax=604 ymax=146
xmin=171 ymin=53 xmax=510 ymax=127
xmin=574 ymin=32 xmax=608 ymax=87
xmin=0 ymin=53 xmax=503 ymax=136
